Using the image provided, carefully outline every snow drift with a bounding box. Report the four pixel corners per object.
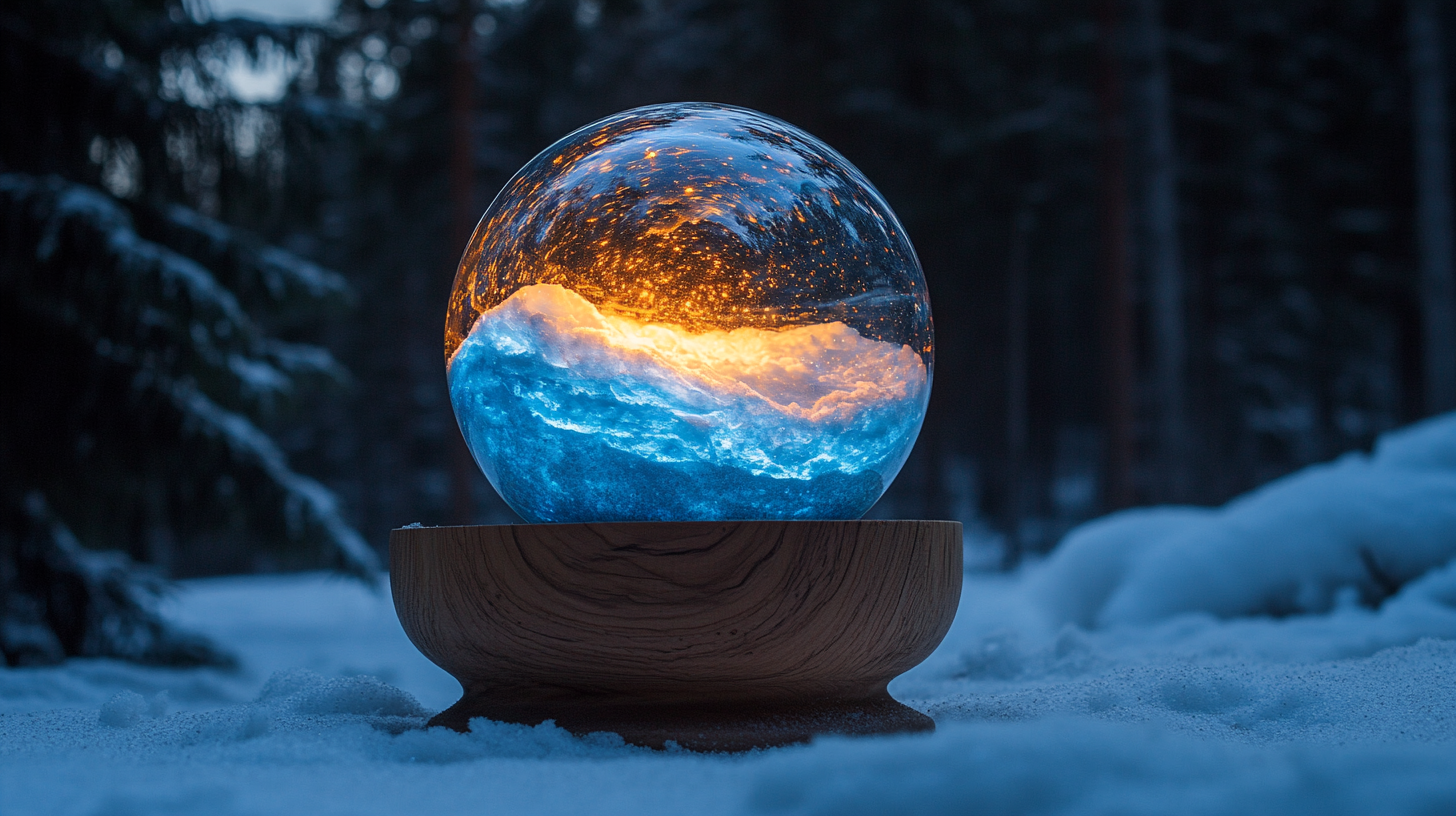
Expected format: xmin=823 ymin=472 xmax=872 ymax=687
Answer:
xmin=6 ymin=415 xmax=1456 ymax=816
xmin=1031 ymin=411 xmax=1456 ymax=629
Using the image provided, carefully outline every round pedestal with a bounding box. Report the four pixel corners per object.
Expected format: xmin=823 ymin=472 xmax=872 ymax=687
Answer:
xmin=389 ymin=520 xmax=962 ymax=751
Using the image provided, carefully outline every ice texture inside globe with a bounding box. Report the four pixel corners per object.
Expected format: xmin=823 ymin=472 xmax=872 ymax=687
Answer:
xmin=446 ymin=102 xmax=934 ymax=523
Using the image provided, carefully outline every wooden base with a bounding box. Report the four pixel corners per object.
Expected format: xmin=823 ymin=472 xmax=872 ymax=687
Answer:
xmin=390 ymin=520 xmax=961 ymax=751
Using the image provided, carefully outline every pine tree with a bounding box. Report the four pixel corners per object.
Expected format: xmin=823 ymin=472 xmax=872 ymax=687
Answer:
xmin=0 ymin=0 xmax=377 ymax=666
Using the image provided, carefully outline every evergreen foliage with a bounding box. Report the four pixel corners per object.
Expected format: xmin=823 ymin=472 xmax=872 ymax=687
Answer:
xmin=0 ymin=0 xmax=376 ymax=666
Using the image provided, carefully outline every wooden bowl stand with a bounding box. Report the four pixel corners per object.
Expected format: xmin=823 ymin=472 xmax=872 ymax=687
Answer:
xmin=390 ymin=520 xmax=961 ymax=751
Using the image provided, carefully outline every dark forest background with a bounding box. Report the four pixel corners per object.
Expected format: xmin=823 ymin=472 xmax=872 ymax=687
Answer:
xmin=4 ymin=0 xmax=1456 ymax=662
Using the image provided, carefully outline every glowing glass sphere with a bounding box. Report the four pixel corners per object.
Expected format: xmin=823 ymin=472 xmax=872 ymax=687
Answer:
xmin=446 ymin=102 xmax=933 ymax=523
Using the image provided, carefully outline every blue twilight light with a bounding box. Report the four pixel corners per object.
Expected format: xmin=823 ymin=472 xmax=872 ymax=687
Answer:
xmin=446 ymin=102 xmax=933 ymax=523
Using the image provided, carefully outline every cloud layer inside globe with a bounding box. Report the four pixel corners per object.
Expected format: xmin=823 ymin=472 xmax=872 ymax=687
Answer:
xmin=448 ymin=284 xmax=929 ymax=522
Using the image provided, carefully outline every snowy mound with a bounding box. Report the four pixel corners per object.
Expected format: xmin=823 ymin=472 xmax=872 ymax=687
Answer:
xmin=8 ymin=420 xmax=1456 ymax=815
xmin=448 ymin=284 xmax=929 ymax=522
xmin=1031 ymin=411 xmax=1456 ymax=629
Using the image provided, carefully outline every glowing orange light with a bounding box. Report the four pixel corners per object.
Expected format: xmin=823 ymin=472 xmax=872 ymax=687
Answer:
xmin=483 ymin=284 xmax=926 ymax=425
xmin=444 ymin=103 xmax=932 ymax=382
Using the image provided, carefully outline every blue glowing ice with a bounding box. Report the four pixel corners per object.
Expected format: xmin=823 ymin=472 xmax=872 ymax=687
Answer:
xmin=449 ymin=284 xmax=929 ymax=522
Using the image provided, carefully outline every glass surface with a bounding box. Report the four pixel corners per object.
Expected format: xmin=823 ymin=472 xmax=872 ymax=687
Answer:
xmin=446 ymin=102 xmax=933 ymax=523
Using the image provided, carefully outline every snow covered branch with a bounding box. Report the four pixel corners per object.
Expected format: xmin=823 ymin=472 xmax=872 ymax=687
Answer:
xmin=0 ymin=171 xmax=378 ymax=613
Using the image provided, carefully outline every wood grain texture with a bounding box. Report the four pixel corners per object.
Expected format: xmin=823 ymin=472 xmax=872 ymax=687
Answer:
xmin=390 ymin=520 xmax=961 ymax=750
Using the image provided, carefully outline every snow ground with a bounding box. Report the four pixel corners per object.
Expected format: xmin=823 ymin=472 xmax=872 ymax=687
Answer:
xmin=5 ymin=415 xmax=1456 ymax=815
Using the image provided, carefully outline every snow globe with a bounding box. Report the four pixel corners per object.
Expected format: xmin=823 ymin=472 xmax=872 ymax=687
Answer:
xmin=445 ymin=102 xmax=932 ymax=522
xmin=391 ymin=103 xmax=961 ymax=750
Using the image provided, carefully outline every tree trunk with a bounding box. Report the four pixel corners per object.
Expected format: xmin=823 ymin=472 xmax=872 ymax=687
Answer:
xmin=1004 ymin=202 xmax=1034 ymax=567
xmin=1130 ymin=0 xmax=1188 ymax=501
xmin=1409 ymin=0 xmax=1456 ymax=416
xmin=1097 ymin=0 xmax=1138 ymax=510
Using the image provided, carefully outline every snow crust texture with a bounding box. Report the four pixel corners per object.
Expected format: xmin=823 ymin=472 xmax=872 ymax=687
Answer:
xmin=449 ymin=283 xmax=928 ymax=522
xmin=6 ymin=414 xmax=1456 ymax=815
